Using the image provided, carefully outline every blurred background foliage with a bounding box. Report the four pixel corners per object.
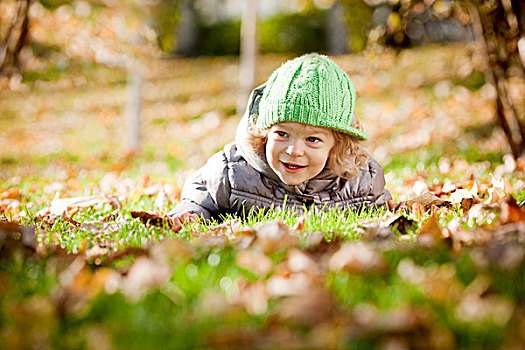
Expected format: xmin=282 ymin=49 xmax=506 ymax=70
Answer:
xmin=1 ymin=0 xmax=474 ymax=57
xmin=0 ymin=0 xmax=523 ymax=175
xmin=148 ymin=0 xmax=472 ymax=56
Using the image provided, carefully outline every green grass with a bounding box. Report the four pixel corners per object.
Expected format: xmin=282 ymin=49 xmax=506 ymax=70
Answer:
xmin=3 ymin=206 xmax=522 ymax=349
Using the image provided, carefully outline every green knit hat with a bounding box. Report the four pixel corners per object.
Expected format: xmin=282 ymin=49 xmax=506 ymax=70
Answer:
xmin=256 ymin=53 xmax=368 ymax=140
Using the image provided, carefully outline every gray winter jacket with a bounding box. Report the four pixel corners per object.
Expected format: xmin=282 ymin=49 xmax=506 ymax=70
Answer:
xmin=169 ymin=85 xmax=391 ymax=220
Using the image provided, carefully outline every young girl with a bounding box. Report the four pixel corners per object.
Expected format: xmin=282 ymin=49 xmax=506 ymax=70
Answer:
xmin=168 ymin=53 xmax=392 ymax=225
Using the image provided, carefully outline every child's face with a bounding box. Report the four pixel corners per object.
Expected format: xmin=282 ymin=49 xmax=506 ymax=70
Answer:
xmin=265 ymin=122 xmax=335 ymax=185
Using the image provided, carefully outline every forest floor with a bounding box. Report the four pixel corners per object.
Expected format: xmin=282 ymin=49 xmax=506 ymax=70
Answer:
xmin=1 ymin=44 xmax=525 ymax=349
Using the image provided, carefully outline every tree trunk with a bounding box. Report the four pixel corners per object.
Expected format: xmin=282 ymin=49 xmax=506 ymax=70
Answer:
xmin=326 ymin=0 xmax=349 ymax=54
xmin=174 ymin=0 xmax=199 ymax=56
xmin=237 ymin=0 xmax=258 ymax=116
xmin=471 ymin=0 xmax=525 ymax=157
xmin=0 ymin=0 xmax=31 ymax=76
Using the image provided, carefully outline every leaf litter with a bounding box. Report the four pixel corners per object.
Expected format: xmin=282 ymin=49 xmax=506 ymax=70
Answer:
xmin=1 ymin=32 xmax=525 ymax=348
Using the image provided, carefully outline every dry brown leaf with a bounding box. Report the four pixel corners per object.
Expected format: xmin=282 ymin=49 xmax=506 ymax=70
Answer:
xmin=252 ymin=220 xmax=299 ymax=254
xmin=237 ymin=280 xmax=268 ymax=315
xmin=287 ymin=249 xmax=320 ymax=275
xmin=56 ymin=257 xmax=121 ymax=316
xmin=406 ymin=191 xmax=452 ymax=211
xmin=130 ymin=210 xmax=167 ymax=226
xmin=412 ymin=201 xmax=426 ymax=216
xmin=1 ymin=187 xmax=23 ymax=200
xmin=266 ymin=272 xmax=313 ymax=297
xmin=375 ymin=306 xmax=432 ymax=333
xmin=460 ymin=197 xmax=481 ymax=215
xmin=0 ymin=222 xmax=37 ymax=259
xmin=272 ymin=287 xmax=335 ymax=327
xmin=483 ymin=174 xmax=506 ymax=205
xmin=236 ymin=249 xmax=273 ymax=276
xmin=130 ymin=210 xmax=181 ymax=231
xmin=36 ymin=195 xmax=122 ymax=220
xmin=419 ymin=214 xmax=443 ymax=238
xmin=191 ymin=232 xmax=229 ymax=248
xmin=292 ymin=212 xmax=307 ymax=232
xmin=208 ymin=219 xmax=243 ymax=238
xmin=328 ymin=243 xmax=387 ymax=274
xmin=121 ymin=256 xmax=172 ymax=301
xmin=422 ymin=264 xmax=462 ymax=304
xmin=500 ymin=196 xmax=525 ymax=224
xmin=149 ymin=239 xmax=196 ymax=265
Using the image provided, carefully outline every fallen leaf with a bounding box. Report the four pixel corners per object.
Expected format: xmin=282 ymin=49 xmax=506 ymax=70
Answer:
xmin=266 ymin=272 xmax=313 ymax=297
xmin=460 ymin=197 xmax=481 ymax=215
xmin=419 ymin=214 xmax=443 ymax=238
xmin=130 ymin=210 xmax=180 ymax=230
xmin=449 ymin=183 xmax=479 ymax=204
xmin=287 ymin=249 xmax=320 ymax=275
xmin=1 ymin=187 xmax=23 ymax=200
xmin=36 ymin=195 xmax=122 ymax=220
xmin=292 ymin=212 xmax=307 ymax=232
xmin=149 ymin=239 xmax=196 ymax=265
xmin=236 ymin=249 xmax=273 ymax=276
xmin=208 ymin=219 xmax=243 ymax=238
xmin=328 ymin=243 xmax=387 ymax=274
xmin=0 ymin=222 xmax=37 ymax=259
xmin=121 ymin=255 xmax=172 ymax=301
xmin=406 ymin=191 xmax=452 ymax=210
xmin=456 ymin=293 xmax=513 ymax=326
xmin=272 ymin=287 xmax=335 ymax=326
xmin=56 ymin=257 xmax=121 ymax=316
xmin=483 ymin=174 xmax=505 ymax=205
xmin=237 ymin=280 xmax=268 ymax=315
xmin=375 ymin=306 xmax=432 ymax=333
xmin=500 ymin=196 xmax=525 ymax=224
xmin=252 ymin=220 xmax=299 ymax=254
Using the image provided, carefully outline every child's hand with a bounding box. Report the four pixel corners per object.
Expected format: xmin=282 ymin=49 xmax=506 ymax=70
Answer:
xmin=169 ymin=212 xmax=199 ymax=232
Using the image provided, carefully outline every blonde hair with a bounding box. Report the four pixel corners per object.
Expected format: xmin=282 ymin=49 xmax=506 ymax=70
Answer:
xmin=239 ymin=120 xmax=369 ymax=179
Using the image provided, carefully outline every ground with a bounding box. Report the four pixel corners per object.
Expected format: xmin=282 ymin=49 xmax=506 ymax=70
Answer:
xmin=1 ymin=44 xmax=525 ymax=349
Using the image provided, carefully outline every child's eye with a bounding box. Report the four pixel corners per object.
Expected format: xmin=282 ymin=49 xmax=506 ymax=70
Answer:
xmin=276 ymin=131 xmax=287 ymax=137
xmin=306 ymin=136 xmax=321 ymax=143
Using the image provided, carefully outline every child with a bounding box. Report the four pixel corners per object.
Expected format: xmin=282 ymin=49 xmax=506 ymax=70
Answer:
xmin=168 ymin=53 xmax=392 ymax=226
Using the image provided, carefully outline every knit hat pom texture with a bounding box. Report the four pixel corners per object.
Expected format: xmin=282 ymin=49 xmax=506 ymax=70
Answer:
xmin=257 ymin=53 xmax=368 ymax=140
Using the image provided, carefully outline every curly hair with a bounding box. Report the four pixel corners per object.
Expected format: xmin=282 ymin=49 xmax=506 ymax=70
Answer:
xmin=239 ymin=121 xmax=369 ymax=179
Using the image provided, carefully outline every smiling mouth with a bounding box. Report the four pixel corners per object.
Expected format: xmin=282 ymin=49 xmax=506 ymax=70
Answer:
xmin=282 ymin=162 xmax=306 ymax=171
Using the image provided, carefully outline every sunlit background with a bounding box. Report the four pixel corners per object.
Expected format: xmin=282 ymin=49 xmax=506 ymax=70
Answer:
xmin=1 ymin=0 xmax=523 ymax=195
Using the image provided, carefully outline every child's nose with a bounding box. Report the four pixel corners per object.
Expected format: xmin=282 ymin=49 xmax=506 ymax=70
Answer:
xmin=286 ymin=140 xmax=304 ymax=157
